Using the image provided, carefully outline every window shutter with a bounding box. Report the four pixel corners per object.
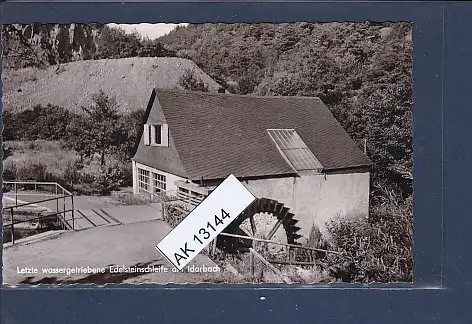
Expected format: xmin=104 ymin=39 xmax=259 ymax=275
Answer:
xmin=143 ymin=124 xmax=150 ymax=145
xmin=162 ymin=124 xmax=169 ymax=147
xmin=150 ymin=124 xmax=156 ymax=146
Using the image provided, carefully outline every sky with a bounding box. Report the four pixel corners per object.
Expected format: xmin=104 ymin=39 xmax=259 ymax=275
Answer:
xmin=107 ymin=23 xmax=188 ymax=40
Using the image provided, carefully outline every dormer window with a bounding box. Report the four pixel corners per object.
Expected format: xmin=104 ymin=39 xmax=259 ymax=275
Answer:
xmin=143 ymin=123 xmax=168 ymax=147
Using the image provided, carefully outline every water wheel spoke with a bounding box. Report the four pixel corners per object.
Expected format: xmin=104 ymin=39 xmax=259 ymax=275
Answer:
xmin=250 ymin=215 xmax=256 ymax=235
xmin=223 ymin=197 xmax=301 ymax=255
xmin=266 ymin=219 xmax=283 ymax=240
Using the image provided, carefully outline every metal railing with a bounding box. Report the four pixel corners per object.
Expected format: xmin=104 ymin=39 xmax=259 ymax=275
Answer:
xmin=2 ymin=181 xmax=75 ymax=244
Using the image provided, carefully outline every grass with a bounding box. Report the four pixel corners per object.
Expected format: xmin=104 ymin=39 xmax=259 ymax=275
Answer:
xmin=3 ymin=140 xmax=79 ymax=180
xmin=3 ymin=140 xmax=132 ymax=195
xmin=111 ymin=191 xmax=156 ymax=205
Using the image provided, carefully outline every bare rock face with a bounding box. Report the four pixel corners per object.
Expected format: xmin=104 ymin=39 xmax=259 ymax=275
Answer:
xmin=2 ymin=23 xmax=103 ymax=69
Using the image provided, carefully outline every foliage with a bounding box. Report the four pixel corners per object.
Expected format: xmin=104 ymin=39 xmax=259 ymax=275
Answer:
xmin=179 ymin=68 xmax=210 ymax=92
xmin=115 ymin=109 xmax=146 ymax=160
xmin=92 ymin=162 xmax=129 ymax=195
xmin=96 ymin=26 xmax=175 ymax=60
xmin=2 ymin=140 xmax=133 ymax=195
xmin=2 ymin=24 xmax=176 ymax=69
xmin=112 ymin=192 xmax=153 ymax=205
xmin=163 ymin=203 xmax=188 ymax=228
xmin=5 ymin=159 xmax=50 ymax=182
xmin=3 ymin=104 xmax=73 ymax=141
xmin=324 ymin=189 xmax=413 ymax=283
xmin=76 ymin=90 xmax=126 ymax=166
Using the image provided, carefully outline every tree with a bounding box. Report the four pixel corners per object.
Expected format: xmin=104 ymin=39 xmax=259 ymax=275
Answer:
xmin=179 ymin=69 xmax=209 ymax=92
xmin=95 ymin=26 xmax=176 ymax=60
xmin=79 ymin=90 xmax=125 ymax=167
xmin=96 ymin=26 xmax=142 ymax=59
xmin=138 ymin=38 xmax=176 ymax=57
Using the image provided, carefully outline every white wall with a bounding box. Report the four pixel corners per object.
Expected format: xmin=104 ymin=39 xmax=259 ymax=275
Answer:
xmin=132 ymin=161 xmax=370 ymax=239
xmin=133 ymin=161 xmax=187 ymax=196
xmin=243 ymin=172 xmax=370 ymax=238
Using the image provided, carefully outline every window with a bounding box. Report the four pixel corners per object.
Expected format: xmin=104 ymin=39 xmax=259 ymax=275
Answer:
xmin=137 ymin=168 xmax=150 ymax=194
xmin=143 ymin=123 xmax=168 ymax=147
xmin=154 ymin=125 xmax=162 ymax=145
xmin=152 ymin=172 xmax=167 ymax=194
xmin=267 ymin=129 xmax=323 ymax=171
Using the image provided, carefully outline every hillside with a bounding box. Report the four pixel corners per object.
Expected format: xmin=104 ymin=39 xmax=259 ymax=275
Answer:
xmin=2 ymin=23 xmax=175 ymax=70
xmin=160 ymin=22 xmax=411 ymax=95
xmin=2 ymin=57 xmax=222 ymax=113
xmin=2 ymin=23 xmax=103 ymax=69
xmin=160 ymin=22 xmax=413 ymax=195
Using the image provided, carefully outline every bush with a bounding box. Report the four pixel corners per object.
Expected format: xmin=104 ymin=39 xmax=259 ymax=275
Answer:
xmin=324 ymin=189 xmax=413 ymax=283
xmin=112 ymin=193 xmax=151 ymax=205
xmin=293 ymin=223 xmax=331 ymax=263
xmin=5 ymin=105 xmax=75 ymax=141
xmin=163 ymin=203 xmax=188 ymax=228
xmin=179 ymin=69 xmax=209 ymax=92
xmin=3 ymin=159 xmax=17 ymax=181
xmin=61 ymin=159 xmax=82 ymax=189
xmin=15 ymin=160 xmax=50 ymax=181
xmin=91 ymin=162 xmax=131 ymax=195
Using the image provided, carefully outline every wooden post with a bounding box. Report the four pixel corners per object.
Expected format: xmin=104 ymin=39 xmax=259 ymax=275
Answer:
xmin=211 ymin=237 xmax=218 ymax=256
xmin=249 ymin=248 xmax=292 ymax=284
xmin=14 ymin=183 xmax=18 ymax=206
xmin=250 ymin=252 xmax=255 ymax=277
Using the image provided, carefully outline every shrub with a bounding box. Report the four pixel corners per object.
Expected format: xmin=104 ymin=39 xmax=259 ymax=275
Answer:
xmin=62 ymin=159 xmax=82 ymax=188
xmin=6 ymin=105 xmax=75 ymax=141
xmin=92 ymin=166 xmax=125 ymax=195
xmin=179 ymin=69 xmax=210 ymax=92
xmin=112 ymin=193 xmax=151 ymax=205
xmin=89 ymin=162 xmax=131 ymax=195
xmin=163 ymin=203 xmax=188 ymax=228
xmin=15 ymin=160 xmax=49 ymax=181
xmin=324 ymin=189 xmax=413 ymax=283
xmin=3 ymin=159 xmax=17 ymax=181
xmin=293 ymin=223 xmax=331 ymax=263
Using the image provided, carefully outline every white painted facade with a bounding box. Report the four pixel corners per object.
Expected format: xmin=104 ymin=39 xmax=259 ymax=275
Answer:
xmin=132 ymin=161 xmax=187 ymax=197
xmin=243 ymin=171 xmax=370 ymax=237
xmin=133 ymin=161 xmax=370 ymax=239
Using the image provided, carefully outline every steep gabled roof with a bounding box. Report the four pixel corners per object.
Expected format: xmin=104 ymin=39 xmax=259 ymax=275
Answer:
xmin=134 ymin=88 xmax=372 ymax=181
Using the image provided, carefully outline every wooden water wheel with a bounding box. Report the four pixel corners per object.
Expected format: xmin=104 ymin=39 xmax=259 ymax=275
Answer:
xmin=217 ymin=197 xmax=302 ymax=253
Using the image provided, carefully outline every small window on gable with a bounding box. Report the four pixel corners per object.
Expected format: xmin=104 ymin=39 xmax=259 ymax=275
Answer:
xmin=143 ymin=123 xmax=169 ymax=147
xmin=154 ymin=124 xmax=162 ymax=145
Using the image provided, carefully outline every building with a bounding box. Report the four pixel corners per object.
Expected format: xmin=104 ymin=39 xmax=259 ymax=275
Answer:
xmin=131 ymin=88 xmax=372 ymax=237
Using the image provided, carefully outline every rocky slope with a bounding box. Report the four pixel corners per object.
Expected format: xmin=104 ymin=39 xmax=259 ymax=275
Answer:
xmin=2 ymin=57 xmax=222 ymax=113
xmin=2 ymin=23 xmax=103 ymax=69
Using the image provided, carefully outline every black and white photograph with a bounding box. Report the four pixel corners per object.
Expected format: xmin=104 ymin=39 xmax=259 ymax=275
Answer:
xmin=1 ymin=22 xmax=413 ymax=285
